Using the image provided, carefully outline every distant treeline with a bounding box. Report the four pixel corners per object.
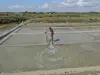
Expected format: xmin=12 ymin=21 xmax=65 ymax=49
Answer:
xmin=0 ymin=16 xmax=28 ymax=24
xmin=0 ymin=11 xmax=100 ymax=24
xmin=0 ymin=12 xmax=29 ymax=24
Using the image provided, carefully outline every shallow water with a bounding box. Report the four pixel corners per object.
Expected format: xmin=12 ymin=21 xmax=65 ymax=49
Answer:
xmin=1 ymin=42 xmax=100 ymax=73
xmin=1 ymin=26 xmax=100 ymax=73
xmin=0 ymin=24 xmax=17 ymax=34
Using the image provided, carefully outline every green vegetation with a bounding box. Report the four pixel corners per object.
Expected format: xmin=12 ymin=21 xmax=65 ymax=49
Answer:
xmin=0 ymin=12 xmax=100 ymax=24
xmin=0 ymin=12 xmax=29 ymax=24
xmin=31 ymin=12 xmax=100 ymax=23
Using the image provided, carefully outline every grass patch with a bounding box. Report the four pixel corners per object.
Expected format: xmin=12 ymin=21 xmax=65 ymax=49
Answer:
xmin=26 ymin=23 xmax=100 ymax=27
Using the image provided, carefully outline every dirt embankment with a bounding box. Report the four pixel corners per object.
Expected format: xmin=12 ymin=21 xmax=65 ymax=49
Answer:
xmin=1 ymin=66 xmax=100 ymax=75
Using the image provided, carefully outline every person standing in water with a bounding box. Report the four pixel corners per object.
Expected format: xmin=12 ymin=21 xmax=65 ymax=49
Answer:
xmin=49 ymin=27 xmax=54 ymax=44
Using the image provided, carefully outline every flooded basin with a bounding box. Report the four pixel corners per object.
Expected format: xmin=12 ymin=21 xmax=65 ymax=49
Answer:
xmin=1 ymin=42 xmax=100 ymax=73
xmin=1 ymin=26 xmax=100 ymax=73
xmin=0 ymin=24 xmax=17 ymax=34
